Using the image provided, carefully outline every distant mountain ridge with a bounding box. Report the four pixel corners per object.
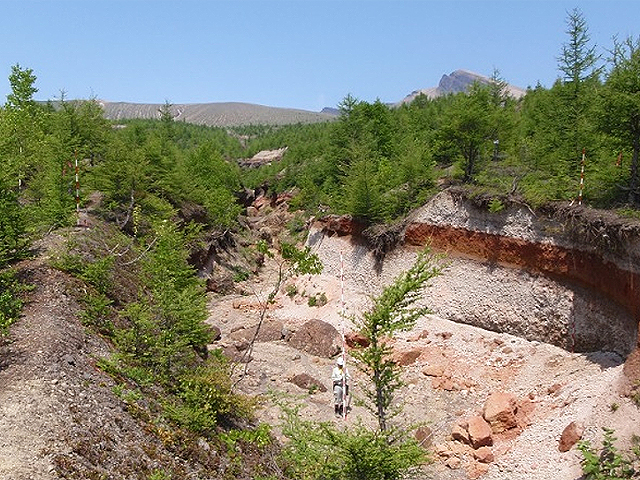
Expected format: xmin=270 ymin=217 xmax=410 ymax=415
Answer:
xmin=91 ymin=69 xmax=526 ymax=127
xmin=400 ymin=69 xmax=527 ymax=104
xmin=99 ymin=101 xmax=337 ymax=127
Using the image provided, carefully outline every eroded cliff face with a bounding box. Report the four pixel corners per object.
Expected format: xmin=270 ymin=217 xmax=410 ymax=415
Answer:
xmin=315 ymin=189 xmax=640 ymax=357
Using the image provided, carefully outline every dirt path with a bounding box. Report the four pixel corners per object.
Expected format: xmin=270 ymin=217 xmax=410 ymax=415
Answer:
xmin=0 ymin=235 xmax=84 ymax=479
xmin=0 ymin=232 xmax=141 ymax=480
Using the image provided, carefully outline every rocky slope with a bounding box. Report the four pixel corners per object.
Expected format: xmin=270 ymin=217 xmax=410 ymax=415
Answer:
xmin=400 ymin=69 xmax=527 ymax=104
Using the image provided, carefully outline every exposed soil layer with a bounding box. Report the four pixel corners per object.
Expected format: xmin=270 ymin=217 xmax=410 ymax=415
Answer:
xmin=320 ymin=190 xmax=640 ymax=356
xmin=405 ymin=223 xmax=640 ymax=323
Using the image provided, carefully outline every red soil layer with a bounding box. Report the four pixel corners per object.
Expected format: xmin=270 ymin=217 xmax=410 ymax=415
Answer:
xmin=404 ymin=223 xmax=640 ymax=324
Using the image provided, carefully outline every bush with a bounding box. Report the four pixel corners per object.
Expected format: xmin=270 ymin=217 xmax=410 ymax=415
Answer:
xmin=79 ymin=292 xmax=114 ymax=335
xmin=307 ymin=292 xmax=327 ymax=307
xmin=165 ymin=358 xmax=255 ymax=435
xmin=0 ymin=269 xmax=25 ymax=334
xmin=577 ymin=428 xmax=640 ymax=479
xmin=279 ymin=402 xmax=427 ymax=480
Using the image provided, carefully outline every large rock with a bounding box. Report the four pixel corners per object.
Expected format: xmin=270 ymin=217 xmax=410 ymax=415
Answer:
xmin=289 ymin=373 xmax=327 ymax=393
xmin=345 ymin=330 xmax=369 ymax=348
xmin=229 ymin=320 xmax=284 ymax=343
xmin=317 ymin=214 xmax=366 ymax=237
xmin=289 ymin=319 xmax=342 ymax=358
xmin=473 ymin=446 xmax=494 ymax=463
xmin=483 ymin=391 xmax=518 ymax=433
xmin=451 ymin=421 xmax=470 ymax=445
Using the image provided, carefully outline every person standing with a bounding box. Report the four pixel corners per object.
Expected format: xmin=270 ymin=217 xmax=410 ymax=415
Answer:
xmin=331 ymin=356 xmax=350 ymax=417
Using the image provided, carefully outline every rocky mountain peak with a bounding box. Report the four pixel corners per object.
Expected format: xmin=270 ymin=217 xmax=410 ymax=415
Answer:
xmin=400 ymin=69 xmax=527 ymax=104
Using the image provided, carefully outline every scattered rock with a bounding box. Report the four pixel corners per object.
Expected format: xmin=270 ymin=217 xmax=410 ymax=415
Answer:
xmin=445 ymin=456 xmax=462 ymax=469
xmin=208 ymin=325 xmax=222 ymax=342
xmin=547 ymin=383 xmax=562 ymax=396
xmin=558 ymin=421 xmax=584 ymax=452
xmin=229 ymin=320 xmax=284 ymax=343
xmin=206 ymin=270 xmax=235 ymax=293
xmin=422 ymin=364 xmax=446 ymax=377
xmin=473 ymin=446 xmax=494 ymax=463
xmin=408 ymin=329 xmax=430 ymax=342
xmin=483 ymin=391 xmax=518 ymax=433
xmin=393 ymin=348 xmax=422 ymax=366
xmin=451 ymin=421 xmax=470 ymax=445
xmin=414 ymin=426 xmax=433 ymax=449
xmin=318 ymin=214 xmax=365 ymax=236
xmin=344 ymin=330 xmax=369 ymax=348
xmin=467 ymin=415 xmax=493 ymax=449
xmin=466 ymin=461 xmax=490 ymax=479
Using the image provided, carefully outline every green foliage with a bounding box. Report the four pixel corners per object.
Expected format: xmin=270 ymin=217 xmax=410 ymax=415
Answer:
xmin=117 ymin=220 xmax=211 ymax=381
xmin=52 ymin=252 xmax=115 ymax=298
xmin=558 ymin=8 xmax=601 ymax=86
xmin=577 ymin=428 xmax=640 ymax=479
xmin=0 ymin=181 xmax=27 ymax=267
xmin=279 ymin=401 xmax=427 ymax=480
xmin=285 ymin=283 xmax=298 ymax=298
xmin=219 ymin=424 xmax=272 ymax=452
xmin=147 ymin=469 xmax=172 ymax=480
xmin=0 ymin=269 xmax=25 ymax=334
xmin=599 ymin=37 xmax=640 ymax=204
xmin=488 ymin=198 xmax=505 ymax=213
xmin=163 ymin=355 xmax=255 ymax=435
xmin=307 ymin=292 xmax=327 ymax=307
xmin=279 ymin=242 xmax=323 ymax=277
xmin=79 ymin=292 xmax=114 ymax=335
xmin=231 ymin=265 xmax=250 ymax=282
xmin=352 ymin=248 xmax=445 ymax=432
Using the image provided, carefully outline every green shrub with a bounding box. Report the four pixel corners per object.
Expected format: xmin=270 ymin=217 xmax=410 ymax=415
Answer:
xmin=0 ymin=269 xmax=25 ymax=334
xmin=51 ymin=252 xmax=114 ymax=296
xmin=148 ymin=469 xmax=172 ymax=480
xmin=279 ymin=402 xmax=427 ymax=480
xmin=165 ymin=358 xmax=255 ymax=435
xmin=79 ymin=292 xmax=114 ymax=335
xmin=80 ymin=256 xmax=115 ymax=295
xmin=307 ymin=292 xmax=327 ymax=307
xmin=232 ymin=266 xmax=250 ymax=282
xmin=488 ymin=198 xmax=505 ymax=213
xmin=285 ymin=283 xmax=298 ymax=298
xmin=577 ymin=428 xmax=639 ymax=480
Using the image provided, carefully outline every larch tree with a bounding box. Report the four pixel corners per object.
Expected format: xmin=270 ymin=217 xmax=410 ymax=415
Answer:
xmin=600 ymin=36 xmax=640 ymax=204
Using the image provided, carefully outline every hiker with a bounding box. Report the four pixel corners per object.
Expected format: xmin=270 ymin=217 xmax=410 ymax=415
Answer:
xmin=331 ymin=356 xmax=350 ymax=417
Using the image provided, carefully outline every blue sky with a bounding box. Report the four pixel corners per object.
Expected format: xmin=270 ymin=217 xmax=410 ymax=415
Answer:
xmin=2 ymin=0 xmax=639 ymax=111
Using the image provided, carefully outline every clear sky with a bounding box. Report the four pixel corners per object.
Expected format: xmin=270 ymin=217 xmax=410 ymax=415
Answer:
xmin=2 ymin=0 xmax=639 ymax=112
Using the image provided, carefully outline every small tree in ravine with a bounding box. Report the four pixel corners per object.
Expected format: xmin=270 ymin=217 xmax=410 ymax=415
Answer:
xmin=351 ymin=247 xmax=446 ymax=432
xmin=278 ymin=248 xmax=445 ymax=480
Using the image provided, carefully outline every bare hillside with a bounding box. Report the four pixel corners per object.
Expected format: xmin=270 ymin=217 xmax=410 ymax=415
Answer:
xmin=101 ymin=101 xmax=337 ymax=127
